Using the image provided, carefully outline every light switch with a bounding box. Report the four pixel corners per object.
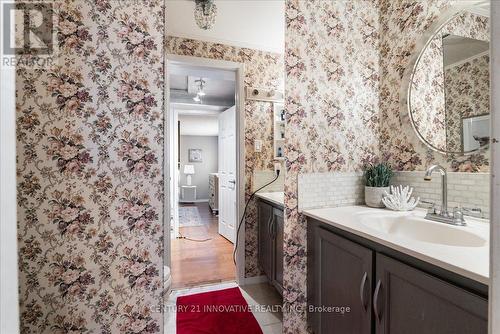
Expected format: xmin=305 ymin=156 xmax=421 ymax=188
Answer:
xmin=254 ymin=140 xmax=262 ymax=152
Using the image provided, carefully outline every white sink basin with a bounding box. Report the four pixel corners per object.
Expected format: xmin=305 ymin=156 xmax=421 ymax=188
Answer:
xmin=303 ymin=206 xmax=490 ymax=284
xmin=360 ymin=214 xmax=486 ymax=247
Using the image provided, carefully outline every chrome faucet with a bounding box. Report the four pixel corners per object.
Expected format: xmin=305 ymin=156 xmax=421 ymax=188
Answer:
xmin=424 ymin=165 xmax=448 ymax=214
xmin=423 ymin=165 xmax=465 ymax=226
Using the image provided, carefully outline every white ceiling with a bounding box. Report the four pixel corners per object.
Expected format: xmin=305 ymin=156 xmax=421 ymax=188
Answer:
xmin=166 ymin=0 xmax=285 ymax=54
xmin=179 ymin=114 xmax=219 ymax=136
xmin=169 ymin=63 xmax=236 ymax=106
xmin=169 ymin=63 xmax=236 ymax=81
xmin=170 ymin=75 xmax=235 ymax=101
xmin=443 ymin=35 xmax=489 ymax=67
xmin=466 ymin=1 xmax=490 ymax=17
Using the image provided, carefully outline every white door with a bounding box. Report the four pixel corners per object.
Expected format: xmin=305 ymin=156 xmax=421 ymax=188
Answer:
xmin=170 ymin=106 xmax=179 ymax=238
xmin=218 ymin=106 xmax=237 ymax=243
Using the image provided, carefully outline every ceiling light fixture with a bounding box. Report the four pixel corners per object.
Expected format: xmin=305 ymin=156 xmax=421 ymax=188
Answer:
xmin=193 ymin=78 xmax=206 ymax=102
xmin=194 ymin=0 xmax=217 ymax=30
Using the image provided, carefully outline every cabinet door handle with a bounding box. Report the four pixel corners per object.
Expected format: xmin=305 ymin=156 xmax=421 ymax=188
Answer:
xmin=267 ymin=215 xmax=274 ymax=237
xmin=373 ymin=279 xmax=383 ymax=322
xmin=271 ymin=215 xmax=276 ymax=239
xmin=359 ymin=272 xmax=368 ymax=311
xmin=271 ymin=216 xmax=276 ymax=239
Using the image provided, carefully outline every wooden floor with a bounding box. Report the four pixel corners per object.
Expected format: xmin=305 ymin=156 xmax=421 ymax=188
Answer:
xmin=171 ymin=202 xmax=235 ymax=289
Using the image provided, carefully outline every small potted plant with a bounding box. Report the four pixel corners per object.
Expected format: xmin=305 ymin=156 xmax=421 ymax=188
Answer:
xmin=364 ymin=163 xmax=393 ymax=208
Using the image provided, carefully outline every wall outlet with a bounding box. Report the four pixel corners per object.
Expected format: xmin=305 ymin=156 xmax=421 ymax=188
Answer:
xmin=254 ymin=140 xmax=262 ymax=152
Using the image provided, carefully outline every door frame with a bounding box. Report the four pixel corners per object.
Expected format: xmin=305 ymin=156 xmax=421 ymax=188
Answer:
xmin=164 ymin=54 xmax=246 ymax=285
xmin=490 ymin=2 xmax=500 ymax=333
xmin=169 ymin=103 xmax=179 ymax=239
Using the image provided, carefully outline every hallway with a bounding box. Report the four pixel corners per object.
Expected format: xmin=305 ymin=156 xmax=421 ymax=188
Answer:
xmin=171 ymin=202 xmax=235 ymax=289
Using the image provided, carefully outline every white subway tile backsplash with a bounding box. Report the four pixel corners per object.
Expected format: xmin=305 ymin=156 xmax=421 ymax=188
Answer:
xmin=392 ymin=171 xmax=490 ymax=218
xmin=297 ymin=170 xmax=490 ymax=219
xmin=297 ymin=172 xmax=364 ymax=211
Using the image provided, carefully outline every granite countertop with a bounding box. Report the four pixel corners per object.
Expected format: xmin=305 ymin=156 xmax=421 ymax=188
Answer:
xmin=303 ymin=205 xmax=489 ymax=285
xmin=256 ymin=192 xmax=284 ymax=208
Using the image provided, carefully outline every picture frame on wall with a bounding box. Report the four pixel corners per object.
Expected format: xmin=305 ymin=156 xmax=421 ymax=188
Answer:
xmin=188 ymin=149 xmax=203 ymax=162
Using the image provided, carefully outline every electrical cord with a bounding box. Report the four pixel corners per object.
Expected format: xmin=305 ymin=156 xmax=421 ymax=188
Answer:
xmin=233 ymin=170 xmax=281 ymax=266
xmin=177 ymin=231 xmax=212 ymax=242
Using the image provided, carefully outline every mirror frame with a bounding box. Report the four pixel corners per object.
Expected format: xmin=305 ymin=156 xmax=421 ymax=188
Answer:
xmin=400 ymin=1 xmax=490 ymax=156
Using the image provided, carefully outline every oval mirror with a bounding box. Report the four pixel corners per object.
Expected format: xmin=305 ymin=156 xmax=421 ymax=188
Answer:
xmin=405 ymin=7 xmax=490 ymax=155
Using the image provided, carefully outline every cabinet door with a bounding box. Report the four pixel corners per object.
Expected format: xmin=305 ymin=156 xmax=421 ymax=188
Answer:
xmin=272 ymin=208 xmax=284 ymax=295
xmin=258 ymin=201 xmax=273 ymax=278
xmin=374 ymin=254 xmax=487 ymax=334
xmin=312 ymin=226 xmax=373 ymax=334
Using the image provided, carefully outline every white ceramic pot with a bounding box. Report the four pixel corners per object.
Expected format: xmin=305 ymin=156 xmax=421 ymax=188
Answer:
xmin=365 ymin=186 xmax=389 ymax=208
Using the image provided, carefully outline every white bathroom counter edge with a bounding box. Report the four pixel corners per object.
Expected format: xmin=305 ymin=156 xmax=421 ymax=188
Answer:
xmin=255 ymin=192 xmax=284 ymax=208
xmin=303 ymin=206 xmax=489 ymax=286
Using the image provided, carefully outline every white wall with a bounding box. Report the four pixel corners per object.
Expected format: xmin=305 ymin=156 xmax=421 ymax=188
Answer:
xmin=489 ymin=2 xmax=500 ymax=333
xmin=180 ymin=135 xmax=218 ymax=200
xmin=166 ymin=0 xmax=285 ymax=53
xmin=1 ymin=30 xmax=20 ymax=334
xmin=179 ymin=115 xmax=219 ymax=136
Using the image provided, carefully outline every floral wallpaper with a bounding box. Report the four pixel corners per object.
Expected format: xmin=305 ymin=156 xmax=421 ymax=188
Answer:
xmin=16 ymin=0 xmax=165 ymax=333
xmin=442 ymin=10 xmax=489 ymax=41
xmin=166 ymin=36 xmax=284 ymax=278
xmin=284 ymin=1 xmax=381 ymax=332
xmin=445 ymin=54 xmax=490 ymax=152
xmin=379 ymin=1 xmax=490 ymax=172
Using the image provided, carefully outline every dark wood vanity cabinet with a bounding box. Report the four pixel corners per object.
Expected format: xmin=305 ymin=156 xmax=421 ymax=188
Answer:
xmin=272 ymin=208 xmax=284 ymax=294
xmin=257 ymin=200 xmax=284 ymax=295
xmin=375 ymin=254 xmax=487 ymax=334
xmin=307 ymin=221 xmax=488 ymax=334
xmin=258 ymin=201 xmax=273 ymax=278
xmin=309 ymin=226 xmax=372 ymax=334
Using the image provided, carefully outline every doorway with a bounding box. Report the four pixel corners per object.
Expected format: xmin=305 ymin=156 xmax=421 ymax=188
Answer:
xmin=164 ymin=55 xmax=245 ymax=290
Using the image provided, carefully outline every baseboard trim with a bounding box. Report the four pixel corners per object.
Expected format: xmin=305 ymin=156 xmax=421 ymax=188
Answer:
xmin=179 ymin=199 xmax=209 ymax=203
xmin=241 ymin=275 xmax=268 ymax=285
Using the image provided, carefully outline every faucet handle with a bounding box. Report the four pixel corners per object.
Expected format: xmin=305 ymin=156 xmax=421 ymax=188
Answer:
xmin=452 ymin=207 xmax=465 ymax=224
xmin=462 ymin=207 xmax=483 ymax=218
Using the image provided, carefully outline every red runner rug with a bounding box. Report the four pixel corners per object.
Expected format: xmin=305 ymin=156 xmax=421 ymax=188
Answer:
xmin=176 ymin=287 xmax=263 ymax=334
